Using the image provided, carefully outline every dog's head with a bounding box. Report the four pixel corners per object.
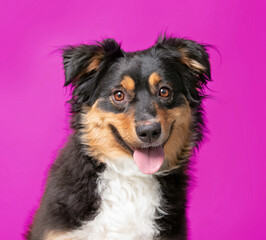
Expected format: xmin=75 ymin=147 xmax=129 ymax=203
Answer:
xmin=62 ymin=37 xmax=211 ymax=174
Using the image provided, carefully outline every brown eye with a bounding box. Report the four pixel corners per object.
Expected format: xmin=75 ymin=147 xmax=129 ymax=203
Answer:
xmin=114 ymin=91 xmax=125 ymax=101
xmin=159 ymin=87 xmax=170 ymax=98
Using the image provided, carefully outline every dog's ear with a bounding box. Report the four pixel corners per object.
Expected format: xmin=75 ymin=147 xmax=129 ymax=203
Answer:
xmin=62 ymin=39 xmax=124 ymax=87
xmin=156 ymin=36 xmax=210 ymax=78
xmin=62 ymin=39 xmax=124 ymax=113
xmin=156 ymin=36 xmax=211 ymax=104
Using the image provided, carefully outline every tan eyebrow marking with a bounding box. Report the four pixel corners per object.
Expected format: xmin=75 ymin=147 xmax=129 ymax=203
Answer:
xmin=149 ymin=72 xmax=161 ymax=86
xmin=121 ymin=75 xmax=135 ymax=91
xmin=148 ymin=72 xmax=161 ymax=93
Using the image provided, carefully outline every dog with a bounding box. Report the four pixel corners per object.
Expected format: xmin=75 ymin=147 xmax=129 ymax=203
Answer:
xmin=26 ymin=36 xmax=211 ymax=240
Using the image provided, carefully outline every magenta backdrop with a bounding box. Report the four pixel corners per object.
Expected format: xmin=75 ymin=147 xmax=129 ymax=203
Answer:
xmin=0 ymin=0 xmax=265 ymax=239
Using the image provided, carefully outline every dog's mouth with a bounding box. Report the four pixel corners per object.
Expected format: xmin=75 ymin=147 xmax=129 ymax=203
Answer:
xmin=133 ymin=146 xmax=164 ymax=174
xmin=132 ymin=121 xmax=175 ymax=174
xmin=109 ymin=124 xmax=175 ymax=174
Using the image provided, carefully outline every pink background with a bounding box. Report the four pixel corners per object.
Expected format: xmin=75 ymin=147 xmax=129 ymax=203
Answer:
xmin=0 ymin=0 xmax=265 ymax=239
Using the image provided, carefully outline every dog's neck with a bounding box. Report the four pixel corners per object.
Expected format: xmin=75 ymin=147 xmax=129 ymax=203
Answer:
xmin=103 ymin=156 xmax=152 ymax=177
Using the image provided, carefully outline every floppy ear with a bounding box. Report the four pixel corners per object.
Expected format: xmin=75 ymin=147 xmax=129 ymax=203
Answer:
xmin=62 ymin=39 xmax=124 ymax=112
xmin=62 ymin=39 xmax=124 ymax=87
xmin=62 ymin=44 xmax=104 ymax=87
xmin=156 ymin=36 xmax=211 ymax=104
xmin=156 ymin=36 xmax=210 ymax=77
xmin=176 ymin=40 xmax=210 ymax=80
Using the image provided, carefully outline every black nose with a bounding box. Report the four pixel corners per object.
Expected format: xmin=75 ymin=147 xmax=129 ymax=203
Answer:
xmin=136 ymin=122 xmax=161 ymax=143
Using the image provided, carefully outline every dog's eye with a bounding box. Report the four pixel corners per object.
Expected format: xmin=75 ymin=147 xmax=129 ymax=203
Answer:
xmin=159 ymin=87 xmax=170 ymax=98
xmin=114 ymin=91 xmax=125 ymax=101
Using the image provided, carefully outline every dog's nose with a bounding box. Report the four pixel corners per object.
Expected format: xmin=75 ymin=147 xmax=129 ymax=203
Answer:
xmin=136 ymin=122 xmax=161 ymax=143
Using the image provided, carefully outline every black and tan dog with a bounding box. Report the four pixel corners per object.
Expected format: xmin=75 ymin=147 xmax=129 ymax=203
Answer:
xmin=26 ymin=36 xmax=211 ymax=240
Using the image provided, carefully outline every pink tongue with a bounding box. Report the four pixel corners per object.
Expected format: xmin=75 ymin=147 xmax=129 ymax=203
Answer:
xmin=133 ymin=146 xmax=164 ymax=174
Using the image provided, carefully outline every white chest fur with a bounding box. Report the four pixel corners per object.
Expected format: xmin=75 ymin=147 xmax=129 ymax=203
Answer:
xmin=70 ymin=158 xmax=164 ymax=240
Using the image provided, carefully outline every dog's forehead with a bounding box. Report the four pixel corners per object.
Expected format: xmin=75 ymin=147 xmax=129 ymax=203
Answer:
xmin=100 ymin=50 xmax=183 ymax=95
xmin=105 ymin=52 xmax=163 ymax=86
xmin=124 ymin=53 xmax=162 ymax=80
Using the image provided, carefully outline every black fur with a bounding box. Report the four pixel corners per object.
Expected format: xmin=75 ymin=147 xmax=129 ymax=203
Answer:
xmin=26 ymin=134 xmax=105 ymax=239
xmin=26 ymin=36 xmax=211 ymax=240
xmin=155 ymin=168 xmax=188 ymax=239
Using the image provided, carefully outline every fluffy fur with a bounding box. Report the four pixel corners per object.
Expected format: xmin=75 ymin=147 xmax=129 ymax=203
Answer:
xmin=26 ymin=36 xmax=211 ymax=240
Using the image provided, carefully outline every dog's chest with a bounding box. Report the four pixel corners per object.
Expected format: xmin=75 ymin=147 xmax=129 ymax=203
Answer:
xmin=73 ymin=160 xmax=163 ymax=240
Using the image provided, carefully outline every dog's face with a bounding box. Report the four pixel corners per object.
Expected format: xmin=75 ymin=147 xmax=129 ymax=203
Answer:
xmin=63 ymin=37 xmax=210 ymax=174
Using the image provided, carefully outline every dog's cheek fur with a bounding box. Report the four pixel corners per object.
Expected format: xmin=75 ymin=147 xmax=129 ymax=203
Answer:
xmin=80 ymin=100 xmax=138 ymax=161
xmin=156 ymin=99 xmax=192 ymax=170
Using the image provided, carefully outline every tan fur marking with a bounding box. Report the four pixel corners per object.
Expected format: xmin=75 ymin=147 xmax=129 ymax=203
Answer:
xmin=121 ymin=76 xmax=135 ymax=91
xmin=178 ymin=48 xmax=205 ymax=72
xmin=86 ymin=53 xmax=104 ymax=72
xmin=80 ymin=100 xmax=139 ymax=162
xmin=148 ymin=72 xmax=161 ymax=93
xmin=44 ymin=231 xmax=75 ymax=240
xmin=81 ymin=97 xmax=192 ymax=170
xmin=156 ymin=97 xmax=192 ymax=169
xmin=75 ymin=52 xmax=104 ymax=80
